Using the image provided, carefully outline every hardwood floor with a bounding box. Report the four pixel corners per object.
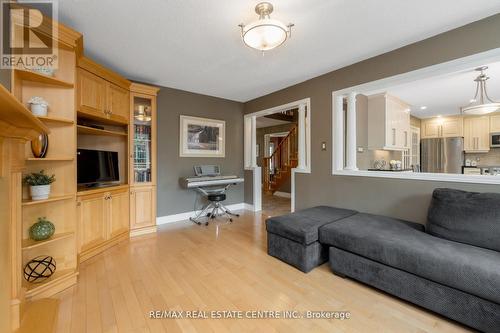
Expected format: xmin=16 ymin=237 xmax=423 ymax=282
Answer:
xmin=261 ymin=192 xmax=291 ymax=217
xmin=55 ymin=210 xmax=472 ymax=333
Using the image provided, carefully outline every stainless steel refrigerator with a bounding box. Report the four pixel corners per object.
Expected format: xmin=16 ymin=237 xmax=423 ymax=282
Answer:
xmin=421 ymin=137 xmax=464 ymax=174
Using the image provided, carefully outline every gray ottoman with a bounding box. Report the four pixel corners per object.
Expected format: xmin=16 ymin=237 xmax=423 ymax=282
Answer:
xmin=266 ymin=206 xmax=357 ymax=272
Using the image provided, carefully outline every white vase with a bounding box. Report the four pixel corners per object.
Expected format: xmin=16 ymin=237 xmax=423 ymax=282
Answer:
xmin=30 ymin=104 xmax=48 ymax=117
xmin=30 ymin=185 xmax=51 ymax=200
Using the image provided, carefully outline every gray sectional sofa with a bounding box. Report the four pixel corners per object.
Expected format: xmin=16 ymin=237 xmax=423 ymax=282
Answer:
xmin=265 ymin=188 xmax=500 ymax=332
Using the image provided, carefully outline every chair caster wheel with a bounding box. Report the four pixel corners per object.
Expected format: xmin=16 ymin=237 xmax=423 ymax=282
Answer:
xmin=205 ymin=222 xmax=209 ymax=226
xmin=235 ymin=214 xmax=240 ymax=217
xmin=230 ymin=219 xmax=233 ymax=222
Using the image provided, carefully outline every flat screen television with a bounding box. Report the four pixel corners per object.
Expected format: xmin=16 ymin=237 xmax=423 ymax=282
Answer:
xmin=77 ymin=149 xmax=119 ymax=187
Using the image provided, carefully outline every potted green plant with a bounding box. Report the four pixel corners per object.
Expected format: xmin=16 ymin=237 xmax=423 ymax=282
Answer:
xmin=23 ymin=170 xmax=55 ymax=200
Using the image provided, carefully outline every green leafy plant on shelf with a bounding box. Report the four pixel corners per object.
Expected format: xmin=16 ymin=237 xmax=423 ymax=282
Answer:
xmin=23 ymin=170 xmax=56 ymax=186
xmin=23 ymin=170 xmax=56 ymax=201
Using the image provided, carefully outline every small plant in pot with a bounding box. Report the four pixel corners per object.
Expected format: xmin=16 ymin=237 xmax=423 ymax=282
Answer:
xmin=23 ymin=170 xmax=55 ymax=201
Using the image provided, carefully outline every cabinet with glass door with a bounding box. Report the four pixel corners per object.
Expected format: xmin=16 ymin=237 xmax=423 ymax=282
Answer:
xmin=129 ymin=83 xmax=159 ymax=236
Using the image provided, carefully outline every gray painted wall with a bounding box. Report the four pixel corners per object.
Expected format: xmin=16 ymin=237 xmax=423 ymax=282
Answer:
xmin=157 ymin=87 xmax=244 ymax=217
xmin=244 ymin=14 xmax=500 ymax=223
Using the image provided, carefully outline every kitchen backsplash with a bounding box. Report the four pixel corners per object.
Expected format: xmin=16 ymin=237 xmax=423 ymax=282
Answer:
xmin=358 ymin=149 xmax=403 ymax=170
xmin=465 ymin=148 xmax=500 ymax=166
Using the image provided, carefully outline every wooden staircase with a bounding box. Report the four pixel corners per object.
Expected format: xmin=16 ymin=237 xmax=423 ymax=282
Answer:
xmin=262 ymin=125 xmax=298 ymax=194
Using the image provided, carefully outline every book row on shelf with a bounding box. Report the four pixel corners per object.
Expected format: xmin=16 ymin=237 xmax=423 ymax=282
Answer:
xmin=134 ymin=124 xmax=151 ymax=141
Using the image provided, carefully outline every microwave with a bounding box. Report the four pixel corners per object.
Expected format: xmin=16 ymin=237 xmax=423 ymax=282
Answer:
xmin=491 ymin=133 xmax=500 ymax=147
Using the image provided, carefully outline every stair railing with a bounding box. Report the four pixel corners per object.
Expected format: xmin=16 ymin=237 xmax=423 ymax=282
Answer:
xmin=262 ymin=125 xmax=298 ymax=192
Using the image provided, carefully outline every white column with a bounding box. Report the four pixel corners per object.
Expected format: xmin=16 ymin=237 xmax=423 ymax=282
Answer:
xmin=345 ymin=92 xmax=358 ymax=170
xmin=333 ymin=95 xmax=344 ymax=171
xmin=297 ymin=104 xmax=306 ymax=170
xmin=250 ymin=116 xmax=257 ymax=168
xmin=244 ymin=116 xmax=252 ymax=168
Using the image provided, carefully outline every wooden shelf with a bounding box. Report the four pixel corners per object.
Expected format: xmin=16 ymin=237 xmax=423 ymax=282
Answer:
xmin=77 ymin=184 xmax=129 ymax=196
xmin=37 ymin=115 xmax=74 ymax=125
xmin=22 ymin=232 xmax=74 ymax=250
xmin=14 ymin=69 xmax=74 ymax=88
xmin=26 ymin=156 xmax=74 ymax=162
xmin=0 ymin=84 xmax=49 ymax=141
xmin=77 ymin=124 xmax=127 ymax=137
xmin=24 ymin=268 xmax=75 ymax=294
xmin=22 ymin=194 xmax=74 ymax=206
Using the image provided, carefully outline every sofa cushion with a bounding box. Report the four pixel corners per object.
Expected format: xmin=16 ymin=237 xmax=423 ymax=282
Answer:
xmin=265 ymin=206 xmax=357 ymax=245
xmin=319 ymin=213 xmax=500 ymax=304
xmin=427 ymin=188 xmax=500 ymax=252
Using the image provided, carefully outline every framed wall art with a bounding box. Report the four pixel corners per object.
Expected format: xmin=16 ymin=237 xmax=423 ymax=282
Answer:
xmin=179 ymin=115 xmax=225 ymax=157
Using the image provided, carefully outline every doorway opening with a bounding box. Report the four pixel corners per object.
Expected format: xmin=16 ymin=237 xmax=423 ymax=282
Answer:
xmin=256 ymin=111 xmax=297 ymax=216
xmin=244 ymin=98 xmax=311 ymax=215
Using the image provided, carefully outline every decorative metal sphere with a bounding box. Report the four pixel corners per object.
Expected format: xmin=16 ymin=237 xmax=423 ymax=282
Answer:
xmin=24 ymin=255 xmax=56 ymax=283
xmin=29 ymin=217 xmax=55 ymax=241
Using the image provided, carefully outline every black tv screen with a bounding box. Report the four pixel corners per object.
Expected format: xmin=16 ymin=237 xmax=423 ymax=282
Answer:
xmin=77 ymin=149 xmax=119 ymax=185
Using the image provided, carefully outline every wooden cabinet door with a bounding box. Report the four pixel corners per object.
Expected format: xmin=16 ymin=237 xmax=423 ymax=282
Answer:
xmin=77 ymin=69 xmax=106 ymax=117
xmin=130 ymin=186 xmax=155 ymax=230
xmin=422 ymin=119 xmax=440 ymax=139
xmin=108 ymin=189 xmax=129 ymax=239
xmin=491 ymin=115 xmax=500 ymax=133
xmin=77 ymin=193 xmax=107 ymax=252
xmin=441 ymin=117 xmax=463 ymax=137
xmin=107 ymin=83 xmax=130 ymax=124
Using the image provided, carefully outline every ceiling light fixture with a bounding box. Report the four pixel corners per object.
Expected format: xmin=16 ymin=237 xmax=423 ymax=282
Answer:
xmin=238 ymin=2 xmax=293 ymax=53
xmin=420 ymin=106 xmax=427 ymax=110
xmin=461 ymin=66 xmax=500 ymax=115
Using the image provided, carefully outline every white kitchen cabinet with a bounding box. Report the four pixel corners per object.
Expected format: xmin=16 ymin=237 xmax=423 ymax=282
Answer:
xmin=464 ymin=116 xmax=489 ymax=153
xmin=421 ymin=116 xmax=463 ymax=139
xmin=490 ymin=114 xmax=500 ymax=133
xmin=368 ymin=93 xmax=410 ymax=150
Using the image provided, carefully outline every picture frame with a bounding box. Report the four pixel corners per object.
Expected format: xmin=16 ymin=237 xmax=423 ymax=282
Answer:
xmin=179 ymin=115 xmax=225 ymax=157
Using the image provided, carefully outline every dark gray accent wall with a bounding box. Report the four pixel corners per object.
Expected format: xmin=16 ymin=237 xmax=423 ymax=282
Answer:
xmin=0 ymin=69 xmax=10 ymax=90
xmin=157 ymin=87 xmax=244 ymax=217
xmin=244 ymin=14 xmax=500 ymax=223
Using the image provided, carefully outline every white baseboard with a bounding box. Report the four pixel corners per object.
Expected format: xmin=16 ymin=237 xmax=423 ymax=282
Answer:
xmin=273 ymin=191 xmax=291 ymax=198
xmin=156 ymin=203 xmax=248 ymax=225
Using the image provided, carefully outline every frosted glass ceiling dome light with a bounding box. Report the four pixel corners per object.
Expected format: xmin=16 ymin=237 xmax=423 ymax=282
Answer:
xmin=239 ymin=2 xmax=293 ymax=52
xmin=461 ymin=66 xmax=500 ymax=115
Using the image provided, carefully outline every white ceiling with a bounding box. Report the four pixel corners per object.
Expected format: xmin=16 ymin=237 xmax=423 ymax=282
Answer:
xmin=57 ymin=0 xmax=500 ymax=102
xmin=256 ymin=116 xmax=291 ymax=128
xmin=376 ymin=60 xmax=500 ymax=118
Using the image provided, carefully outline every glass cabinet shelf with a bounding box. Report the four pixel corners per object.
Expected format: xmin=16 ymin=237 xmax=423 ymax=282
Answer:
xmin=132 ymin=96 xmax=153 ymax=183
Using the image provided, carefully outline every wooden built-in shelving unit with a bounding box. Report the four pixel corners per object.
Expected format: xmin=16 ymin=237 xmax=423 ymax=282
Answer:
xmin=11 ymin=39 xmax=79 ymax=303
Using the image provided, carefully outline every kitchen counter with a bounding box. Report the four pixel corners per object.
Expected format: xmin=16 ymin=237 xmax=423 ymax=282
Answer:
xmin=368 ymin=169 xmax=413 ymax=172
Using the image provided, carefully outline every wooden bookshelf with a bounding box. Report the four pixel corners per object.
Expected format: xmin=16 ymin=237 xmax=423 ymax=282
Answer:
xmin=11 ymin=45 xmax=79 ymax=306
xmin=14 ymin=69 xmax=74 ymax=88
xmin=77 ymin=124 xmax=127 ymax=137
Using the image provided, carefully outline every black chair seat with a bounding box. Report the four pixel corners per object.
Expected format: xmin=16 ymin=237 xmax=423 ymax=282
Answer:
xmin=207 ymin=193 xmax=226 ymax=202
